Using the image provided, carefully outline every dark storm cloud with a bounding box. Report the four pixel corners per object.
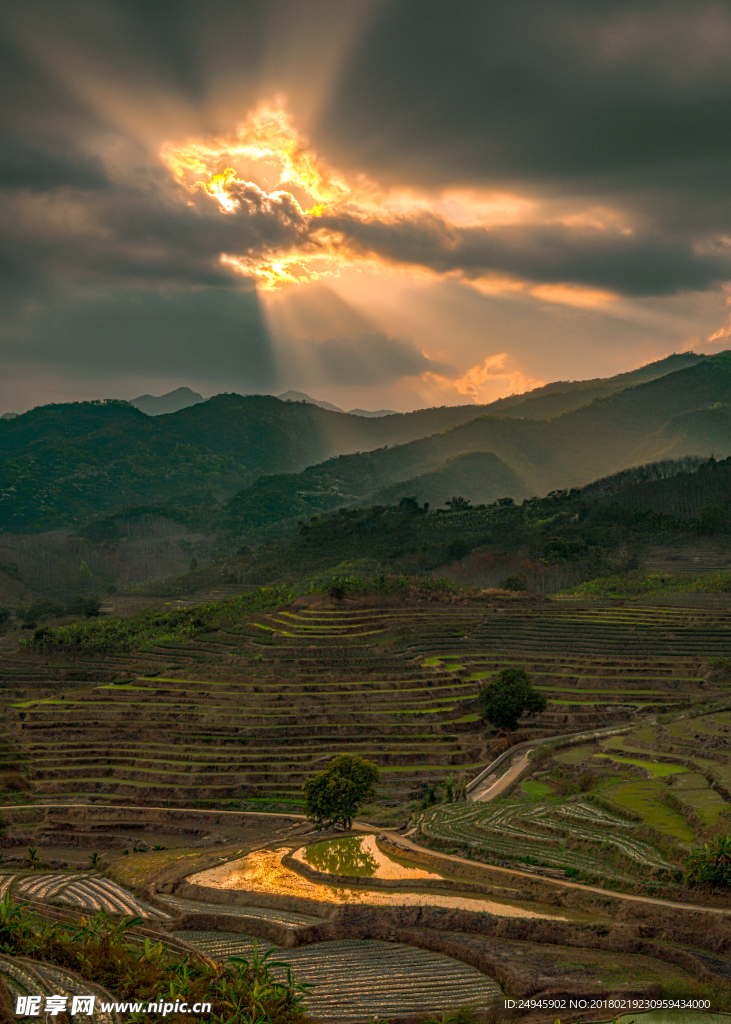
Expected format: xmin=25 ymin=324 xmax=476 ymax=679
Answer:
xmin=2 ymin=0 xmax=731 ymax=403
xmin=314 ymin=333 xmax=455 ymax=387
xmin=318 ymin=212 xmax=731 ymax=297
xmin=323 ymin=0 xmax=731 ymax=205
xmin=3 ymin=286 xmax=277 ymax=390
xmin=0 ymin=136 xmax=109 ymax=191
xmin=0 ymin=0 xmax=728 ymax=302
xmin=0 ymin=165 xmax=323 ymax=300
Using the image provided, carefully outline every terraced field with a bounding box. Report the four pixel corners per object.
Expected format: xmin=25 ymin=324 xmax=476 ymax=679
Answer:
xmin=0 ymin=954 xmax=117 ymax=1023
xmin=175 ymin=933 xmax=502 ymax=1019
xmin=418 ymin=797 xmax=678 ymax=883
xmin=2 ymin=599 xmax=729 ymax=809
xmin=420 ymin=684 xmax=731 ymax=888
xmin=4 ymin=872 xmax=171 ymax=918
xmin=3 ymin=870 xmax=503 ymax=1019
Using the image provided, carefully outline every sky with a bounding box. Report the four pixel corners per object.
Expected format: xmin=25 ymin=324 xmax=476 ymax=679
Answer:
xmin=3 ymin=0 xmax=731 ymax=414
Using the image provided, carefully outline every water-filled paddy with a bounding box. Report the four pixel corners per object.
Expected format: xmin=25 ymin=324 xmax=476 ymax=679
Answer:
xmin=297 ymin=834 xmax=442 ymax=880
xmin=189 ymin=846 xmax=574 ymax=920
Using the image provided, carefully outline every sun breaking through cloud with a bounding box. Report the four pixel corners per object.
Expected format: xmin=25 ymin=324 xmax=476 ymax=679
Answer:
xmin=161 ymin=106 xmax=705 ymax=304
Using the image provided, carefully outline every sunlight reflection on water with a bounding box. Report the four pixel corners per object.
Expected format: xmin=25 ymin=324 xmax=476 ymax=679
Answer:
xmin=297 ymin=834 xmax=442 ymax=879
xmin=189 ymin=847 xmax=569 ymax=920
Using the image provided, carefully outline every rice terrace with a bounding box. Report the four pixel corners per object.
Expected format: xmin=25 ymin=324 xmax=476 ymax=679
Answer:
xmin=3 ymin=541 xmax=731 ymax=1023
xmin=5 ymin=252 xmax=731 ymax=1024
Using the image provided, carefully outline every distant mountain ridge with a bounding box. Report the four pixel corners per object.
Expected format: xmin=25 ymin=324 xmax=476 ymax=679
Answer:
xmin=129 ymin=354 xmax=704 ymax=420
xmin=0 ymin=351 xmax=722 ymax=533
xmin=131 ymin=387 xmax=204 ymax=415
xmin=222 ymin=353 xmax=731 ymax=537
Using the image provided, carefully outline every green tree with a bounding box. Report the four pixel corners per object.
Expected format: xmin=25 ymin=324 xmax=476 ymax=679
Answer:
xmin=303 ymin=754 xmax=379 ymax=829
xmin=502 ymin=574 xmax=528 ymax=591
xmin=398 ymin=496 xmax=420 ymax=515
xmin=700 ymin=503 xmax=726 ymax=534
xmin=479 ymin=666 xmax=547 ymax=735
xmin=447 ymin=538 xmax=471 ymax=561
xmin=326 ymin=575 xmax=348 ymax=601
xmin=189 ymin=556 xmax=198 ymax=570
xmin=445 ymin=495 xmax=471 ymax=511
xmin=685 ymin=834 xmax=731 ymax=888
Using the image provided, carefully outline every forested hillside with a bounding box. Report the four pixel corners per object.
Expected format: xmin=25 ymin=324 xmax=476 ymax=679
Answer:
xmin=584 ymin=454 xmax=731 ymax=521
xmin=222 ymin=354 xmax=731 ymax=539
xmin=172 ymin=453 xmax=731 ymax=593
xmin=371 ymin=452 xmax=527 ymax=507
xmin=485 ymin=351 xmax=703 ymax=419
xmin=0 ymin=351 xmax=717 ymax=534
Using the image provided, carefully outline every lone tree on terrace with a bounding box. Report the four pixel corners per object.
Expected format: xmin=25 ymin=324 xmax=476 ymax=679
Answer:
xmin=303 ymin=754 xmax=380 ymax=830
xmin=479 ymin=666 xmax=547 ymax=736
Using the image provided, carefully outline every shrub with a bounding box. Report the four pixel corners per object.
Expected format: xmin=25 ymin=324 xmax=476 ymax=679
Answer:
xmin=502 ymin=574 xmax=528 ymax=591
xmin=0 ymin=898 xmax=310 ymax=1023
xmin=326 ymin=576 xmax=347 ymax=601
xmin=445 ymin=496 xmax=471 ymax=511
xmin=24 ymin=586 xmax=293 ymax=655
xmin=685 ymin=834 xmax=731 ymax=888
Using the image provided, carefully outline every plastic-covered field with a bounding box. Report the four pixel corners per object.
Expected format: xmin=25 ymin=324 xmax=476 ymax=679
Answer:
xmin=175 ymin=932 xmax=502 ymax=1020
xmin=0 ymin=954 xmax=116 ymax=1023
xmin=428 ymin=696 xmax=731 ymax=886
xmin=7 ymin=871 xmax=171 ymax=919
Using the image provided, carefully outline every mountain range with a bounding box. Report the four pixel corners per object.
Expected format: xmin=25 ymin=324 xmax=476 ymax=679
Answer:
xmin=129 ymin=386 xmax=397 ymax=417
xmin=0 ymin=350 xmax=726 ymax=536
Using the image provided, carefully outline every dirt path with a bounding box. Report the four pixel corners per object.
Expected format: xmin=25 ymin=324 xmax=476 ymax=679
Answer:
xmin=469 ymin=751 xmax=532 ymax=801
xmin=7 ymin=803 xmax=731 ymax=920
xmin=357 ymin=827 xmax=731 ymax=918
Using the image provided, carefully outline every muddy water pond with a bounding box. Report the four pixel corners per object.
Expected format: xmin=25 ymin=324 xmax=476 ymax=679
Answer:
xmin=189 ymin=844 xmax=581 ymax=921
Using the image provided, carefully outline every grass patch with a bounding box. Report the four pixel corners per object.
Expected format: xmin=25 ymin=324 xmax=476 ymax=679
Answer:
xmin=553 ymin=744 xmax=597 ymax=765
xmin=521 ymin=779 xmax=555 ymax=799
xmin=605 ymin=779 xmax=695 ymax=842
xmin=595 ymin=753 xmax=688 ymax=777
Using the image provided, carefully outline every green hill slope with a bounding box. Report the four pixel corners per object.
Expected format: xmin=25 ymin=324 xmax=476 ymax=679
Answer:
xmin=488 ymin=351 xmax=704 ymax=419
xmin=631 ymin=404 xmax=731 ymax=463
xmin=223 ymin=353 xmax=731 ymax=537
xmin=0 ymin=352 xmax=713 ymax=533
xmin=371 ymin=452 xmax=527 ymax=507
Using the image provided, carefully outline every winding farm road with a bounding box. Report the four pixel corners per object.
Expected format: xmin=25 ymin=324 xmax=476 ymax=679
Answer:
xmin=469 ymin=751 xmax=533 ymax=802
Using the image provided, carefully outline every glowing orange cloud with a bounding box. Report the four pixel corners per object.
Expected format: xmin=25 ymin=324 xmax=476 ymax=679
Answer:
xmin=528 ymin=284 xmax=617 ymax=308
xmin=468 ymin=274 xmax=618 ymax=309
xmin=160 ymin=106 xmax=627 ymax=301
xmin=162 ymin=106 xmax=350 ymax=210
xmin=421 ymin=354 xmax=545 ymax=405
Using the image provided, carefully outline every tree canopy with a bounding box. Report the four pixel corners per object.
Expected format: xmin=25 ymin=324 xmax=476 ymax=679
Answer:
xmin=479 ymin=666 xmax=547 ymax=734
xmin=685 ymin=835 xmax=731 ymax=888
xmin=302 ymin=754 xmax=380 ymax=829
